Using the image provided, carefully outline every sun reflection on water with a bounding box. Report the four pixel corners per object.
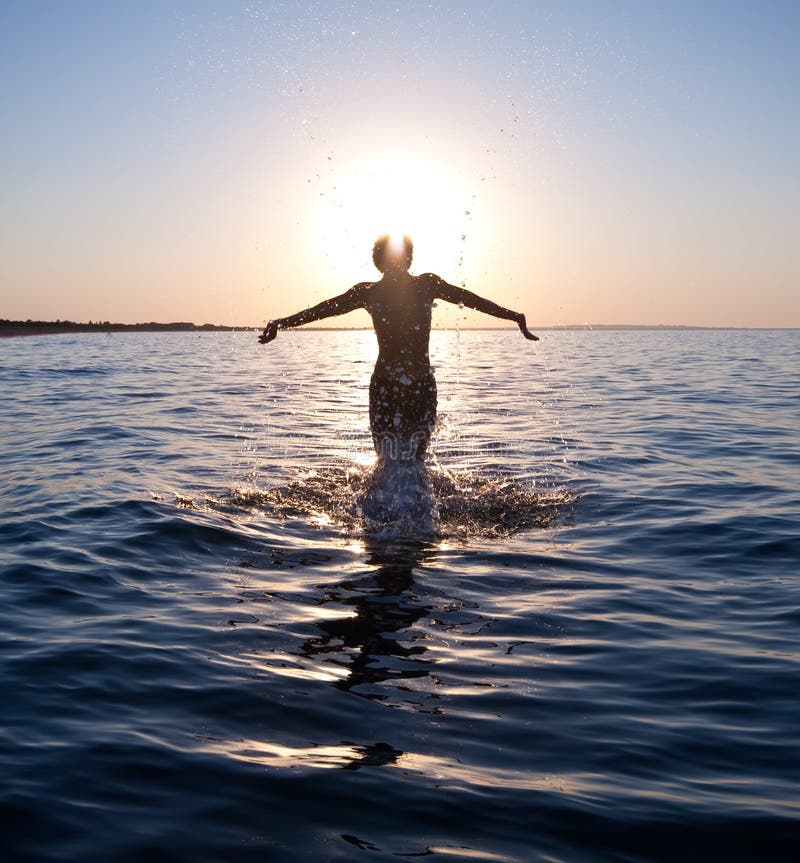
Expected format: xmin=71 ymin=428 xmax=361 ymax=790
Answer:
xmin=193 ymin=732 xmax=579 ymax=798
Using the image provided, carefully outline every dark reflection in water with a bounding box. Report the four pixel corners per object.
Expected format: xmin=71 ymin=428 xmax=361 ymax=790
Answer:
xmin=302 ymin=538 xmax=435 ymax=702
xmin=292 ymin=462 xmax=568 ymax=713
xmin=341 ymin=740 xmax=403 ymax=771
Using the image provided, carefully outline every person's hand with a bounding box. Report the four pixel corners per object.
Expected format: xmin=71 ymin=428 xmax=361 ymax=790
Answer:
xmin=258 ymin=321 xmax=279 ymax=344
xmin=517 ymin=313 xmax=539 ymax=341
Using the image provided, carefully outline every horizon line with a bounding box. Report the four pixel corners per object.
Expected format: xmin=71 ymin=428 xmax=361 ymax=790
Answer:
xmin=0 ymin=318 xmax=800 ymax=334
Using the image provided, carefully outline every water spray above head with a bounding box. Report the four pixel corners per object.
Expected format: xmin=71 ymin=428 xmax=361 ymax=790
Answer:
xmin=372 ymin=233 xmax=413 ymax=273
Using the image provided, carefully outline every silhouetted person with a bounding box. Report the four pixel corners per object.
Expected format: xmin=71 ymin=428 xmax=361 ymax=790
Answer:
xmin=259 ymin=235 xmax=538 ymax=460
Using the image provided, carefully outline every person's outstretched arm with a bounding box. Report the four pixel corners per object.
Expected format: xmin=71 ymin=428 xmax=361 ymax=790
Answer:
xmin=259 ymin=284 xmax=368 ymax=344
xmin=429 ymin=276 xmax=539 ymax=340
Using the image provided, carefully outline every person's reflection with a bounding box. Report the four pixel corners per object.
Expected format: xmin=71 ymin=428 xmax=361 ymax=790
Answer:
xmin=301 ymin=537 xmax=435 ymax=701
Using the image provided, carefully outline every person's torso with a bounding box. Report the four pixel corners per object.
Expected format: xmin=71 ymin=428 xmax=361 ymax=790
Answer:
xmin=364 ymin=274 xmax=433 ymax=377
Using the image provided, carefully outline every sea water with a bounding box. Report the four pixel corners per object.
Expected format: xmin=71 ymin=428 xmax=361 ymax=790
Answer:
xmin=1 ymin=328 xmax=798 ymax=862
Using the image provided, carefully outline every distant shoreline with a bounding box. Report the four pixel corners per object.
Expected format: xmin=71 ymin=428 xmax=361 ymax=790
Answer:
xmin=0 ymin=321 xmax=254 ymax=338
xmin=1 ymin=320 xmax=796 ymax=338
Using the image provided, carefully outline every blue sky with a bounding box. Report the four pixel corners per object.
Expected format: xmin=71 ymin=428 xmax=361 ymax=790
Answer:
xmin=2 ymin=1 xmax=798 ymax=326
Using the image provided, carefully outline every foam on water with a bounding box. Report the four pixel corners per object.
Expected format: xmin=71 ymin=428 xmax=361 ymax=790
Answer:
xmin=218 ymin=461 xmax=572 ymax=541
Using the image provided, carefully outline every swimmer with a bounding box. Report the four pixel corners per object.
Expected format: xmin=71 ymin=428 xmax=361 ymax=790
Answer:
xmin=259 ymin=235 xmax=538 ymax=461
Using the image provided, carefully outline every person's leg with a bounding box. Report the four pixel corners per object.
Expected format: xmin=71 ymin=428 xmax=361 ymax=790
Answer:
xmin=369 ymin=373 xmax=398 ymax=461
xmin=401 ymin=374 xmax=437 ymax=460
xmin=370 ymin=372 xmax=437 ymax=462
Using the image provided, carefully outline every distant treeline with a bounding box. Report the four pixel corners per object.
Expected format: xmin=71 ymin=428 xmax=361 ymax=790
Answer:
xmin=0 ymin=319 xmax=253 ymax=336
xmin=2 ymin=319 xmax=774 ymax=337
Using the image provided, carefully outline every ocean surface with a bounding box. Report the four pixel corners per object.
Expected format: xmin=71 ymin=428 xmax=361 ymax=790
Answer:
xmin=1 ymin=327 xmax=798 ymax=862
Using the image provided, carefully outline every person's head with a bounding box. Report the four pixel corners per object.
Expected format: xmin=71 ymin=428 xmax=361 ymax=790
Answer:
xmin=372 ymin=234 xmax=413 ymax=273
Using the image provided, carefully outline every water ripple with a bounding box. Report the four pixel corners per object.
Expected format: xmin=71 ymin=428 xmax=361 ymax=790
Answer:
xmin=2 ymin=330 xmax=799 ymax=862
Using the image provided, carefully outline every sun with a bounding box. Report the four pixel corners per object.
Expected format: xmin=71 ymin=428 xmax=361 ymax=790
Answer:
xmin=312 ymin=152 xmax=483 ymax=281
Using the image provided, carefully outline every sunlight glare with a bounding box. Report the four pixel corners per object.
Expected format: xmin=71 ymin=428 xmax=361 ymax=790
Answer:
xmin=313 ymin=153 xmax=479 ymax=279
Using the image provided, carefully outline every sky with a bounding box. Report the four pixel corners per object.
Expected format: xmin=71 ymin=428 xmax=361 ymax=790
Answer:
xmin=1 ymin=0 xmax=798 ymax=328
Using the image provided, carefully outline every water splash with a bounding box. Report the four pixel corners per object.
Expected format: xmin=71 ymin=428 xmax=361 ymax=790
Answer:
xmin=218 ymin=461 xmax=571 ymax=541
xmin=358 ymin=459 xmax=437 ymax=538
